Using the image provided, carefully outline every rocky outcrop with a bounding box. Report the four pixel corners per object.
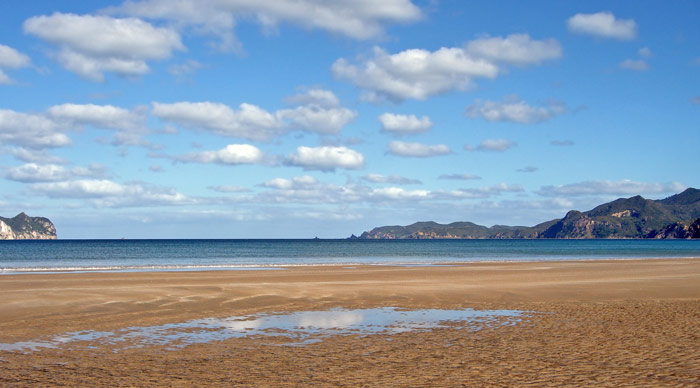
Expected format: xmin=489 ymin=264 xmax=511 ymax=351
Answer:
xmin=356 ymin=188 xmax=700 ymax=239
xmin=0 ymin=213 xmax=57 ymax=240
xmin=647 ymin=218 xmax=700 ymax=239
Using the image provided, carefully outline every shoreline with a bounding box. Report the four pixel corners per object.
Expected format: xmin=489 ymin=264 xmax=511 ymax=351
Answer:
xmin=2 ymin=258 xmax=700 ymax=386
xmin=3 ymin=255 xmax=700 ymax=275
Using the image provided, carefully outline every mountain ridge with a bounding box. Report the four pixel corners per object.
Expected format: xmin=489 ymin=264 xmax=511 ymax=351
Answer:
xmin=0 ymin=213 xmax=57 ymax=240
xmin=356 ymin=188 xmax=700 ymax=239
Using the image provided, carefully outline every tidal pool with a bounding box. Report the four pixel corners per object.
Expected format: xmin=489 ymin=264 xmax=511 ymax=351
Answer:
xmin=0 ymin=307 xmax=525 ymax=352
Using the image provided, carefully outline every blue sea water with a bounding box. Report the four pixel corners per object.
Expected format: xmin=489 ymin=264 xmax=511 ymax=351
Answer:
xmin=1 ymin=239 xmax=699 ymax=273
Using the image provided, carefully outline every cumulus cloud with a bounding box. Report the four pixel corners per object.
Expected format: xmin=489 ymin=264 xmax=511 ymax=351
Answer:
xmin=0 ymin=109 xmax=71 ymax=149
xmin=370 ymin=187 xmax=430 ymax=200
xmin=332 ymin=34 xmax=560 ymax=102
xmin=465 ymin=34 xmax=561 ymax=65
xmin=567 ymin=12 xmax=637 ymax=40
xmin=0 ymin=44 xmax=32 ymax=84
xmin=464 ymin=138 xmax=517 ymax=152
xmin=152 ymin=101 xmax=284 ymax=141
xmin=465 ymin=96 xmax=564 ymax=124
xmin=108 ymin=0 xmax=422 ymax=51
xmin=286 ymin=145 xmax=364 ymax=171
xmin=619 ymin=59 xmax=649 ymax=71
xmin=388 ymin=141 xmax=450 ymax=157
xmin=263 ymin=175 xmax=318 ymax=190
xmin=332 ymin=46 xmax=497 ymax=102
xmin=438 ymin=173 xmax=481 ymax=181
xmin=378 ymin=113 xmax=432 ymax=134
xmin=362 ymin=173 xmax=421 ymax=185
xmin=153 ymin=90 xmax=354 ymax=140
xmin=278 ymin=89 xmax=357 ymax=134
xmin=48 ymin=103 xmax=145 ymax=131
xmin=8 ymin=148 xmax=66 ymax=164
xmin=4 ymin=163 xmax=106 ymax=183
xmin=31 ymin=179 xmax=193 ymax=207
xmin=23 ymin=13 xmax=184 ymax=81
xmin=537 ymin=180 xmax=687 ymax=197
xmin=176 ymin=144 xmax=264 ymax=165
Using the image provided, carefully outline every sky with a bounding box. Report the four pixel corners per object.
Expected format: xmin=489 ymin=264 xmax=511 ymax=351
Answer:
xmin=0 ymin=1 xmax=698 ymax=239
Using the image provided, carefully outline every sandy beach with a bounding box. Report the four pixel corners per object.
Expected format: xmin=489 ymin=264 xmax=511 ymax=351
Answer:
xmin=1 ymin=259 xmax=700 ymax=387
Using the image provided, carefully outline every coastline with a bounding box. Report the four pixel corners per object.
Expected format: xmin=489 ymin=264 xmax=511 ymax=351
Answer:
xmin=2 ymin=258 xmax=700 ymax=386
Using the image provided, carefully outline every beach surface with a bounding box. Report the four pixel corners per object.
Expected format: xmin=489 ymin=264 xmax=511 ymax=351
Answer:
xmin=1 ymin=259 xmax=700 ymax=387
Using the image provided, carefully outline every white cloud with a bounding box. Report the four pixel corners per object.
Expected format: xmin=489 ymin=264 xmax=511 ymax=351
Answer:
xmin=177 ymin=144 xmax=264 ymax=165
xmin=23 ymin=13 xmax=184 ymax=81
xmin=0 ymin=44 xmax=31 ymax=84
xmin=279 ymin=89 xmax=357 ymax=134
xmin=438 ymin=173 xmax=481 ymax=180
xmin=4 ymin=163 xmax=105 ymax=183
xmin=619 ymin=59 xmax=649 ymax=71
xmin=286 ymin=146 xmax=364 ymax=171
xmin=0 ymin=109 xmax=71 ymax=149
xmin=362 ymin=173 xmax=421 ymax=185
xmin=0 ymin=44 xmax=31 ymax=69
xmin=567 ymin=12 xmax=637 ymax=40
xmin=0 ymin=70 xmax=11 ymax=84
xmin=152 ymin=101 xmax=284 ymax=141
xmin=465 ymin=96 xmax=564 ymax=124
xmin=465 ymin=139 xmax=517 ymax=152
xmin=48 ymin=103 xmax=145 ymax=131
xmin=332 ymin=46 xmax=498 ymax=102
xmin=109 ymin=0 xmax=422 ymax=51
xmin=8 ymin=147 xmax=66 ymax=164
xmin=332 ymin=34 xmax=560 ymax=102
xmin=465 ymin=34 xmax=561 ymax=65
xmin=153 ymin=90 xmax=355 ymax=140
xmin=638 ymin=47 xmax=652 ymax=58
xmin=388 ymin=141 xmax=450 ymax=157
xmin=378 ymin=113 xmax=433 ymax=134
xmin=538 ymin=180 xmax=687 ymax=197
xmin=370 ymin=187 xmax=430 ymax=200
xmin=47 ymin=103 xmax=151 ymax=147
xmin=263 ymin=175 xmax=318 ymax=190
xmin=31 ymin=179 xmax=193 ymax=207
xmin=278 ymin=105 xmax=357 ymax=135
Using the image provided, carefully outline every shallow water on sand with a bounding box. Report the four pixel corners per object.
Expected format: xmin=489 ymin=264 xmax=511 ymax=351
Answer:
xmin=0 ymin=307 xmax=525 ymax=352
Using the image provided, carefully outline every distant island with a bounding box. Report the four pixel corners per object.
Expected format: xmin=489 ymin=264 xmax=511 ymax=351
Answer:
xmin=354 ymin=188 xmax=700 ymax=239
xmin=0 ymin=213 xmax=57 ymax=240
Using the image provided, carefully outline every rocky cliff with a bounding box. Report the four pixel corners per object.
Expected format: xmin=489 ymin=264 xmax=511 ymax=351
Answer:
xmin=358 ymin=188 xmax=700 ymax=239
xmin=0 ymin=213 xmax=57 ymax=240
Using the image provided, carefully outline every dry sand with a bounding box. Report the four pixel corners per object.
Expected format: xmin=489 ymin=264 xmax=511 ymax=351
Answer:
xmin=1 ymin=259 xmax=700 ymax=387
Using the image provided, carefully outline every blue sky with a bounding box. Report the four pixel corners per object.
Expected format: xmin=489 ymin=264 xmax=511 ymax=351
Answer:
xmin=0 ymin=1 xmax=698 ymax=238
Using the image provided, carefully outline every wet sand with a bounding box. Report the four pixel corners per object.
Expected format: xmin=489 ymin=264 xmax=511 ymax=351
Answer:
xmin=1 ymin=259 xmax=700 ymax=387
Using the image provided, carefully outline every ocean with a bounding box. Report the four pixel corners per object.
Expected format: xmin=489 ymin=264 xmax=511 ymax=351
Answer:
xmin=1 ymin=239 xmax=699 ymax=273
